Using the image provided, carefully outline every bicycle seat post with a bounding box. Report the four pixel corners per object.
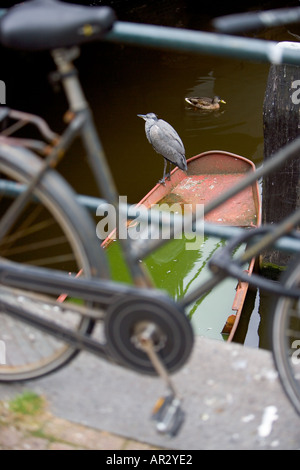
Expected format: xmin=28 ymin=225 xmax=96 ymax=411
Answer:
xmin=51 ymin=47 xmax=87 ymax=112
xmin=51 ymin=47 xmax=152 ymax=289
xmin=51 ymin=46 xmax=122 ymax=208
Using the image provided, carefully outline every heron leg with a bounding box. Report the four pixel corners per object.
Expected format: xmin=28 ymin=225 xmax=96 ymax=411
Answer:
xmin=167 ymin=162 xmax=173 ymax=180
xmin=159 ymin=159 xmax=167 ymax=185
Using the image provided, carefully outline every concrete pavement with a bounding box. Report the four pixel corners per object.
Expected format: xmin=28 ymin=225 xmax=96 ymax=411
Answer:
xmin=0 ymin=337 xmax=299 ymax=450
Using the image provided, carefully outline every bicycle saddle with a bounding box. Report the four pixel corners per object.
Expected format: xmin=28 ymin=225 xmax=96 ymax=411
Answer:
xmin=0 ymin=0 xmax=116 ymax=51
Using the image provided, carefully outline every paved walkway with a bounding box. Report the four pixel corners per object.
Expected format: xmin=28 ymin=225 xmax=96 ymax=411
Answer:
xmin=0 ymin=400 xmax=161 ymax=450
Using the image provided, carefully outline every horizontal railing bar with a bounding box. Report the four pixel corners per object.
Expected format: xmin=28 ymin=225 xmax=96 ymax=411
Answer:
xmin=0 ymin=8 xmax=299 ymax=65
xmin=2 ymin=178 xmax=300 ymax=255
xmin=106 ymin=21 xmax=300 ymax=65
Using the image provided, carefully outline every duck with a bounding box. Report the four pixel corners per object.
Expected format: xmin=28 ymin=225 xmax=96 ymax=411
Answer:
xmin=185 ymin=96 xmax=226 ymax=110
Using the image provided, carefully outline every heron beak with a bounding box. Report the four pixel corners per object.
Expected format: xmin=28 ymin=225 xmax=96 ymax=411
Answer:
xmin=137 ymin=114 xmax=147 ymax=120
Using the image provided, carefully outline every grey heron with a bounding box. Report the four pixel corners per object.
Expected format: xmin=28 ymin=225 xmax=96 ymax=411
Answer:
xmin=138 ymin=113 xmax=187 ymax=185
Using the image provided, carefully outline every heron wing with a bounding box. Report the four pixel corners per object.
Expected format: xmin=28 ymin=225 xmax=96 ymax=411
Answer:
xmin=149 ymin=120 xmax=185 ymax=162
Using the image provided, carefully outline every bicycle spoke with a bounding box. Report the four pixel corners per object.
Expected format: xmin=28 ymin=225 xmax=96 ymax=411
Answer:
xmin=2 ymin=235 xmax=67 ymax=257
xmin=0 ymin=286 xmax=81 ymax=371
xmin=0 ymin=218 xmax=56 ymax=248
xmin=0 ymin=150 xmax=99 ymax=381
xmin=272 ymin=259 xmax=300 ymax=415
xmin=26 ymin=253 xmax=76 ymax=267
xmin=0 ymin=189 xmax=75 ymax=270
xmin=286 ymin=330 xmax=300 ymax=340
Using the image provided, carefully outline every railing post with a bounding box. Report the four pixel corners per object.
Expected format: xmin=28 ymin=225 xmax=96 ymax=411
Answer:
xmin=262 ymin=42 xmax=300 ymax=269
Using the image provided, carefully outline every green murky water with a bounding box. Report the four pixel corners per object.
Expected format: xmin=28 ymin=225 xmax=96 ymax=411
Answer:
xmin=106 ymin=236 xmax=246 ymax=341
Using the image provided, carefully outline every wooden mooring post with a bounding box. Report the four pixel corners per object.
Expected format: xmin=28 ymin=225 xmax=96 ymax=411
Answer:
xmin=262 ymin=42 xmax=300 ymax=269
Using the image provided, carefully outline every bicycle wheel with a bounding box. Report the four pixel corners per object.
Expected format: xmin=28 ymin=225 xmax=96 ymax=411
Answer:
xmin=272 ymin=254 xmax=300 ymax=415
xmin=0 ymin=144 xmax=109 ymax=381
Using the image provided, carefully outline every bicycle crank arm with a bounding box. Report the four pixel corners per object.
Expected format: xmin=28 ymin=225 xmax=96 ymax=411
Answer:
xmin=137 ymin=323 xmax=185 ymax=436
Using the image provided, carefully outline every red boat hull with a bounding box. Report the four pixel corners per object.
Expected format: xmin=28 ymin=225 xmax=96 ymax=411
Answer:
xmin=103 ymin=150 xmax=261 ymax=342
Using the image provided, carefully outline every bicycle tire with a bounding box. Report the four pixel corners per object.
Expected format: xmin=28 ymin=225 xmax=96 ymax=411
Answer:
xmin=0 ymin=144 xmax=109 ymax=381
xmin=272 ymin=253 xmax=300 ymax=415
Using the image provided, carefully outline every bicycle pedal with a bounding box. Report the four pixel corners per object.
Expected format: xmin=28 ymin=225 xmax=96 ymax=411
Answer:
xmin=151 ymin=394 xmax=185 ymax=436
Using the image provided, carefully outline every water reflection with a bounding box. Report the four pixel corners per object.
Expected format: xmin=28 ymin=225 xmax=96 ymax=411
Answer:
xmin=182 ymin=58 xmax=268 ymax=164
xmin=235 ymin=288 xmax=273 ymax=350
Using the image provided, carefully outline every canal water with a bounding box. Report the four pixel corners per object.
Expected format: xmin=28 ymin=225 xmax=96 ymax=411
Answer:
xmin=1 ymin=1 xmax=298 ymax=348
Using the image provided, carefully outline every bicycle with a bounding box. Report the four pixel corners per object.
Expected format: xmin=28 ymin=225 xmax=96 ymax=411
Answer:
xmin=0 ymin=0 xmax=300 ymax=435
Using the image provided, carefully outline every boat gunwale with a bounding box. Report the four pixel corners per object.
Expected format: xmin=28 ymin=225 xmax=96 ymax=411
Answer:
xmin=137 ymin=150 xmax=261 ymax=229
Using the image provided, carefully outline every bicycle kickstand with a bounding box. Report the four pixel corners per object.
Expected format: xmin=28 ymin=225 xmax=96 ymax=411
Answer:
xmin=137 ymin=324 xmax=185 ymax=436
